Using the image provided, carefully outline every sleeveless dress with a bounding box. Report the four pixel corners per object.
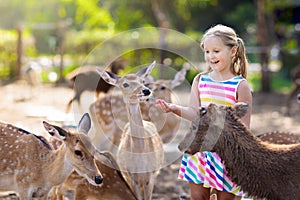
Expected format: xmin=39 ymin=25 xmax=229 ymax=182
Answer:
xmin=178 ymin=73 xmax=246 ymax=196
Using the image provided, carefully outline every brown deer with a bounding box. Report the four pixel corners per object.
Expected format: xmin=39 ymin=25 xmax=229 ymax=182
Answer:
xmin=178 ymin=103 xmax=300 ymax=200
xmin=0 ymin=113 xmax=103 ymax=200
xmin=286 ymin=64 xmax=300 ymax=115
xmin=66 ymin=58 xmax=126 ymax=112
xmin=97 ymin=61 xmax=164 ymax=200
xmin=49 ymin=150 xmax=137 ymax=200
xmin=89 ymin=65 xmax=188 ymax=151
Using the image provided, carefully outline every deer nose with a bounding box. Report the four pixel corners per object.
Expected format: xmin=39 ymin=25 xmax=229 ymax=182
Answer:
xmin=142 ymin=88 xmax=151 ymax=96
xmin=95 ymin=176 xmax=104 ymax=184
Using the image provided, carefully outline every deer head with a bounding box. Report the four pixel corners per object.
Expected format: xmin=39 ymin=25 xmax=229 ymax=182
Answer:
xmin=97 ymin=61 xmax=156 ymax=104
xmin=43 ymin=113 xmax=103 ymax=185
xmin=178 ymin=103 xmax=249 ymax=154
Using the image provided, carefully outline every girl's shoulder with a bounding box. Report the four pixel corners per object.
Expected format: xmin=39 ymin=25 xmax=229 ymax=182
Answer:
xmin=196 ymin=72 xmax=209 ymax=80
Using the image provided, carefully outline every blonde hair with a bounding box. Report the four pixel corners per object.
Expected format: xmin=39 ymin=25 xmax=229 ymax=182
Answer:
xmin=200 ymin=24 xmax=248 ymax=78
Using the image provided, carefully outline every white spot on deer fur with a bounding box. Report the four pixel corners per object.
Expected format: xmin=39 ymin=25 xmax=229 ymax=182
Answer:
xmin=3 ymin=159 xmax=7 ymax=163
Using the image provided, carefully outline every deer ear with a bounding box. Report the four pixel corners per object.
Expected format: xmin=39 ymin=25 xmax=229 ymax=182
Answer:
xmin=137 ymin=61 xmax=156 ymax=78
xmin=78 ymin=113 xmax=91 ymax=135
xmin=96 ymin=67 xmax=119 ymax=86
xmin=233 ymin=102 xmax=249 ymax=118
xmin=43 ymin=121 xmax=67 ymax=141
xmin=170 ymin=67 xmax=187 ymax=89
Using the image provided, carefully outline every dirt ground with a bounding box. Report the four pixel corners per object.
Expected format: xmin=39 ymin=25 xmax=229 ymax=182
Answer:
xmin=0 ymin=80 xmax=299 ymax=200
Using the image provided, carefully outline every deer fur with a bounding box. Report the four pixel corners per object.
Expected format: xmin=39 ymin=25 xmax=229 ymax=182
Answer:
xmin=0 ymin=113 xmax=103 ymax=200
xmin=49 ymin=150 xmax=137 ymax=200
xmin=178 ymin=103 xmax=300 ymax=200
xmin=97 ymin=61 xmax=164 ymax=200
xmin=66 ymin=58 xmax=125 ymax=112
xmin=89 ymin=66 xmax=187 ymax=151
xmin=257 ymin=130 xmax=300 ymax=145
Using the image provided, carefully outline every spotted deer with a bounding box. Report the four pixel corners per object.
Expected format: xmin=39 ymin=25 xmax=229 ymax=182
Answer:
xmin=179 ymin=103 xmax=300 ymax=200
xmin=89 ymin=65 xmax=188 ymax=151
xmin=96 ymin=61 xmax=164 ymax=200
xmin=0 ymin=113 xmax=103 ymax=200
xmin=49 ymin=150 xmax=137 ymax=200
xmin=256 ymin=130 xmax=300 ymax=144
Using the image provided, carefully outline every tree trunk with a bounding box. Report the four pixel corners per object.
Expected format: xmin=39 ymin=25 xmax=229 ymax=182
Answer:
xmin=15 ymin=25 xmax=23 ymax=80
xmin=151 ymin=0 xmax=170 ymax=79
xmin=256 ymin=0 xmax=271 ymax=92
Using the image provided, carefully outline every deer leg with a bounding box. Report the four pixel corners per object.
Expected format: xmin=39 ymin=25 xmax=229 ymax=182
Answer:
xmin=144 ymin=175 xmax=155 ymax=200
xmin=66 ymin=92 xmax=83 ymax=113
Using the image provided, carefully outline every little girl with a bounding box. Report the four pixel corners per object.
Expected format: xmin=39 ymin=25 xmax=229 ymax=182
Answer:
xmin=156 ymin=24 xmax=252 ymax=200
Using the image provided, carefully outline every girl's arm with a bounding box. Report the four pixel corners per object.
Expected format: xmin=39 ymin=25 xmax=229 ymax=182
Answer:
xmin=237 ymin=80 xmax=253 ymax=128
xmin=155 ymin=74 xmax=201 ymax=121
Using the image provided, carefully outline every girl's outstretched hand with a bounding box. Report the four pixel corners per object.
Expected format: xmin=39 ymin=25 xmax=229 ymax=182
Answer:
xmin=155 ymin=99 xmax=177 ymax=113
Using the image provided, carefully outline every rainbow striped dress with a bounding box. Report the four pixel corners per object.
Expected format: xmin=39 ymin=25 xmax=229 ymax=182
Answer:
xmin=178 ymin=73 xmax=246 ymax=196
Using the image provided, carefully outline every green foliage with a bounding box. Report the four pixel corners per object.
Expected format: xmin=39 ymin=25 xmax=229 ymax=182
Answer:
xmin=65 ymin=29 xmax=114 ymax=55
xmin=0 ymin=30 xmax=18 ymax=80
xmin=247 ymin=72 xmax=261 ymax=92
xmin=247 ymin=71 xmax=293 ymax=93
xmin=75 ymin=0 xmax=114 ymax=29
xmin=271 ymin=71 xmax=292 ymax=93
xmin=0 ymin=29 xmax=36 ymax=81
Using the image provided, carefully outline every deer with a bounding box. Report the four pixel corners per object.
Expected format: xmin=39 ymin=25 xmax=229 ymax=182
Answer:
xmin=49 ymin=150 xmax=137 ymax=200
xmin=285 ymin=63 xmax=300 ymax=115
xmin=66 ymin=58 xmax=126 ymax=112
xmin=96 ymin=61 xmax=164 ymax=200
xmin=89 ymin=65 xmax=188 ymax=151
xmin=0 ymin=113 xmax=103 ymax=200
xmin=256 ymin=130 xmax=300 ymax=145
xmin=178 ymin=102 xmax=300 ymax=200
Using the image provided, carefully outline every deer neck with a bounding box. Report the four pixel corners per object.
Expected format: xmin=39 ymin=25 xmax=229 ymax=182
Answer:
xmin=48 ymin=144 xmax=73 ymax=185
xmin=126 ymin=100 xmax=145 ymax=137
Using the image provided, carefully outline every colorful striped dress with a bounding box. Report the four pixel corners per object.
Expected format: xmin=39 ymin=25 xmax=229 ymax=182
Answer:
xmin=178 ymin=73 xmax=246 ymax=196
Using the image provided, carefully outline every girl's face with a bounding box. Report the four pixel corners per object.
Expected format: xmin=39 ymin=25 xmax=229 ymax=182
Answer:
xmin=203 ymin=35 xmax=236 ymax=74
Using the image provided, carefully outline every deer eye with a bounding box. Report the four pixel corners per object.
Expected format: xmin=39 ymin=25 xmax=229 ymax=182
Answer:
xmin=123 ymin=83 xmax=129 ymax=88
xmin=160 ymin=86 xmax=166 ymax=90
xmin=74 ymin=150 xmax=83 ymax=157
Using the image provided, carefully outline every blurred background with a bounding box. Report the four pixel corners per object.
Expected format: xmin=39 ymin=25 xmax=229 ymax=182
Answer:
xmin=0 ymin=0 xmax=299 ymax=93
xmin=0 ymin=1 xmax=299 ymax=199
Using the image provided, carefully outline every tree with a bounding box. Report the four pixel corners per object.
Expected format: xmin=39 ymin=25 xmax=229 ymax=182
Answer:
xmin=255 ymin=0 xmax=271 ymax=92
